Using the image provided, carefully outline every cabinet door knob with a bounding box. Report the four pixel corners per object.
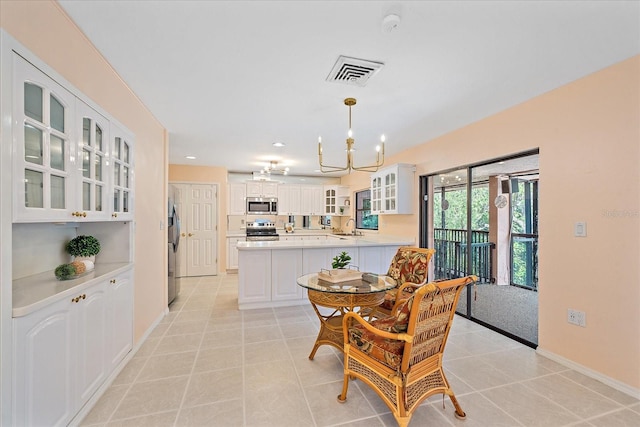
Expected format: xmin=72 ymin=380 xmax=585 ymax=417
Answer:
xmin=188 ymin=233 xmax=194 ymax=237
xmin=181 ymin=233 xmax=186 ymax=237
xmin=82 ymin=212 xmax=87 ymax=217
xmin=112 ymin=213 xmax=118 ymax=218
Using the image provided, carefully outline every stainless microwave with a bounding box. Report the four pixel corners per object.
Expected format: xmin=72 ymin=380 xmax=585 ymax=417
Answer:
xmin=246 ymin=197 xmax=278 ymax=215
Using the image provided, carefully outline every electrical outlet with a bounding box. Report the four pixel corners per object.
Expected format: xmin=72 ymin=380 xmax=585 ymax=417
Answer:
xmin=568 ymin=309 xmax=586 ymax=327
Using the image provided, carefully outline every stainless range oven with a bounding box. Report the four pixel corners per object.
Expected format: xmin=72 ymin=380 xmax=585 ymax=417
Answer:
xmin=246 ymin=220 xmax=280 ymax=241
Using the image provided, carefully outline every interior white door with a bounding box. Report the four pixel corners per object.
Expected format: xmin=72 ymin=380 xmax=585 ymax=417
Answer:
xmin=172 ymin=182 xmax=218 ymax=277
xmin=185 ymin=184 xmax=218 ymax=276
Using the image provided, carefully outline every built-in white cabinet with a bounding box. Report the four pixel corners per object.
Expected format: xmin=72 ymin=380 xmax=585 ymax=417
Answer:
xmin=370 ymin=163 xmax=415 ymax=214
xmin=271 ymin=249 xmax=304 ymax=301
xmin=110 ymin=123 xmax=135 ymax=221
xmin=76 ymin=100 xmax=110 ymax=221
xmin=301 ymin=185 xmax=324 ymax=216
xmin=227 ymin=183 xmax=246 ymax=215
xmin=277 ymin=184 xmax=301 ymax=215
xmin=13 ymin=56 xmax=76 ymax=222
xmin=324 ymin=185 xmax=350 ymax=216
xmin=246 ymin=181 xmax=278 ymax=198
xmin=13 ymin=269 xmax=133 ymax=427
xmin=226 ymin=236 xmax=245 ymax=269
xmin=12 ymin=55 xmax=135 ymax=223
xmin=238 ymin=250 xmax=271 ymax=304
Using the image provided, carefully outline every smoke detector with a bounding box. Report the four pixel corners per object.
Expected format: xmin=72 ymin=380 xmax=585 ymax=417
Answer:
xmin=382 ymin=14 xmax=401 ymax=33
xmin=326 ymin=55 xmax=384 ymax=87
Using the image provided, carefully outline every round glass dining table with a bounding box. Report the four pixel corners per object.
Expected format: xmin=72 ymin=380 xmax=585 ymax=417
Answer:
xmin=296 ymin=272 xmax=396 ymax=359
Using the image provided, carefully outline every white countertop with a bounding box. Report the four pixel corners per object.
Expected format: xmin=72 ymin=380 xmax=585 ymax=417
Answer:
xmin=12 ymin=262 xmax=133 ymax=317
xmin=227 ymin=228 xmax=332 ymax=238
xmin=237 ymin=235 xmax=414 ymax=250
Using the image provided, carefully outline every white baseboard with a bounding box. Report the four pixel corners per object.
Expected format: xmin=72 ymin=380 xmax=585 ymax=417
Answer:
xmin=536 ymin=348 xmax=640 ymax=400
xmin=70 ymin=309 xmax=169 ymax=426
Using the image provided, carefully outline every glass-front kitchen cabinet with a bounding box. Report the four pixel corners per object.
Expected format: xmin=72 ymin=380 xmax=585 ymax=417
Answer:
xmin=110 ymin=123 xmax=135 ymax=221
xmin=13 ymin=55 xmax=76 ymax=222
xmin=370 ymin=164 xmax=415 ymax=214
xmin=12 ymin=55 xmax=134 ymax=223
xmin=76 ymin=100 xmax=110 ymax=221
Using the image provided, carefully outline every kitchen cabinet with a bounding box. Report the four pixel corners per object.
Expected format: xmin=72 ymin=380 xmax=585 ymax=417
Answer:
xmin=238 ymin=250 xmax=271 ymax=305
xmin=246 ymin=181 xmax=278 ymax=198
xmin=226 ymin=236 xmax=245 ymax=269
xmin=228 ymin=183 xmax=246 ymax=215
xmin=13 ymin=293 xmax=75 ymax=427
xmin=110 ymin=123 xmax=135 ymax=221
xmin=277 ymin=184 xmax=301 ymax=215
xmin=106 ymin=271 xmax=134 ymax=372
xmin=76 ymin=100 xmax=111 ymax=221
xmin=300 ymin=185 xmax=324 ymax=216
xmin=271 ymin=249 xmax=304 ymax=301
xmin=370 ymin=163 xmax=415 ymax=214
xmin=324 ymin=185 xmax=350 ymax=216
xmin=13 ymin=55 xmax=76 ymax=222
xmin=13 ymin=269 xmax=133 ymax=427
xmin=12 ymin=55 xmax=135 ymax=223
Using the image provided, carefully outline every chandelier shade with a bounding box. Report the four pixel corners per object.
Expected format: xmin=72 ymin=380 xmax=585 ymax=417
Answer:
xmin=317 ymin=98 xmax=385 ymax=173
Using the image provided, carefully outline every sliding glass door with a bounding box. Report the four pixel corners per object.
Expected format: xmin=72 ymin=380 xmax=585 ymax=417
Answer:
xmin=421 ymin=151 xmax=539 ymax=346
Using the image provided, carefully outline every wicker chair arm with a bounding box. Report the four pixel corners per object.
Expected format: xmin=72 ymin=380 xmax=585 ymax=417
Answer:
xmin=342 ymin=312 xmax=413 ymax=344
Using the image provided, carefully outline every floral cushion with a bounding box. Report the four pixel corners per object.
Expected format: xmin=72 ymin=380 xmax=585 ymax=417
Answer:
xmin=386 ymin=248 xmax=430 ymax=288
xmin=348 ymin=296 xmax=414 ymax=370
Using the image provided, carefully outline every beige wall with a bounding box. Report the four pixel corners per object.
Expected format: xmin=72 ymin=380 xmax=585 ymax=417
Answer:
xmin=169 ymin=164 xmax=229 ymax=269
xmin=1 ymin=1 xmax=168 ymax=342
xmin=342 ymin=56 xmax=640 ymax=390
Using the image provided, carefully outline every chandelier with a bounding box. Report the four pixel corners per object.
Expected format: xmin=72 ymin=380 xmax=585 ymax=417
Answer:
xmin=318 ymin=98 xmax=385 ymax=173
xmin=261 ymin=160 xmax=289 ymax=175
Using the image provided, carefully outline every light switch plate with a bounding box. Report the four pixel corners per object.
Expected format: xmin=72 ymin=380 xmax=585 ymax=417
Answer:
xmin=574 ymin=221 xmax=587 ymax=237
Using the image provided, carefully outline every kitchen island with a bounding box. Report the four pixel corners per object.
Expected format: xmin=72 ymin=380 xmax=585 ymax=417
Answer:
xmin=237 ymin=234 xmax=414 ymax=309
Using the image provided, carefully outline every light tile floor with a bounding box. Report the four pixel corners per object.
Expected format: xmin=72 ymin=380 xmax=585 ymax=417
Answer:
xmin=82 ymin=275 xmax=640 ymax=427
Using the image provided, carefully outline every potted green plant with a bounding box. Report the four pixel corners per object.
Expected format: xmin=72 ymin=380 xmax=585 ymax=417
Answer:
xmin=332 ymin=251 xmax=351 ymax=269
xmin=66 ymin=235 xmax=101 ymax=263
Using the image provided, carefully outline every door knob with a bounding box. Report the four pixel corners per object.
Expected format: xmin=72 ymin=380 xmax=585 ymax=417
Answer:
xmin=181 ymin=233 xmax=186 ymax=237
xmin=188 ymin=233 xmax=194 ymax=237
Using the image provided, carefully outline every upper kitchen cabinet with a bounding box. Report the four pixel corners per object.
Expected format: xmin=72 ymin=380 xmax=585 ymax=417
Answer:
xmin=324 ymin=185 xmax=350 ymax=216
xmin=76 ymin=100 xmax=110 ymax=221
xmin=228 ymin=183 xmax=246 ymax=215
xmin=300 ymin=185 xmax=324 ymax=216
xmin=13 ymin=55 xmax=77 ymax=222
xmin=370 ymin=164 xmax=415 ymax=215
xmin=110 ymin=123 xmax=135 ymax=221
xmin=11 ymin=55 xmax=135 ymax=223
xmin=246 ymin=181 xmax=278 ymax=198
xmin=277 ymin=184 xmax=301 ymax=216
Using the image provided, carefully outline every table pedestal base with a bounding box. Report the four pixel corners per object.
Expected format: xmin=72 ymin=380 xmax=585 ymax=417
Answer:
xmin=307 ymin=289 xmax=385 ymax=360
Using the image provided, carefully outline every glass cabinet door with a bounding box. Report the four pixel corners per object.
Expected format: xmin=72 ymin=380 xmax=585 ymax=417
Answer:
xmin=370 ymin=176 xmax=382 ymax=213
xmin=324 ymin=188 xmax=336 ymax=214
xmin=76 ymin=100 xmax=110 ymax=220
xmin=14 ymin=57 xmax=75 ymax=221
xmin=110 ymin=123 xmax=135 ymax=220
xmin=384 ymin=172 xmax=397 ymax=212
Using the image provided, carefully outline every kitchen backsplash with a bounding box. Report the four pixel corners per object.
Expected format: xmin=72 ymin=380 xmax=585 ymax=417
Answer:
xmin=227 ymin=215 xmax=325 ymax=231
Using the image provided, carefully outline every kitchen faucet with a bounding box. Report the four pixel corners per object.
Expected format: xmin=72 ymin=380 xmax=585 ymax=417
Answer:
xmin=345 ymin=218 xmax=356 ymax=235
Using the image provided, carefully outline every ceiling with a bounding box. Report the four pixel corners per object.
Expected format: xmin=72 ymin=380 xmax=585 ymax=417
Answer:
xmin=58 ymin=1 xmax=639 ymax=177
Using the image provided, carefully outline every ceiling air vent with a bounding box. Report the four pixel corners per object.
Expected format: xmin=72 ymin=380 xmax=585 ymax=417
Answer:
xmin=326 ymin=55 xmax=384 ymax=87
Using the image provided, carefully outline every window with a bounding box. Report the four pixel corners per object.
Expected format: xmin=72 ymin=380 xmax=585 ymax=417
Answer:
xmin=355 ymin=189 xmax=378 ymax=230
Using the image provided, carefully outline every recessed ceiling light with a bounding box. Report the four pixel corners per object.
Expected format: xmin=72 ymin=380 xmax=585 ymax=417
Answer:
xmin=273 ymin=142 xmax=285 ymax=147
xmin=185 ymin=156 xmax=196 ymax=160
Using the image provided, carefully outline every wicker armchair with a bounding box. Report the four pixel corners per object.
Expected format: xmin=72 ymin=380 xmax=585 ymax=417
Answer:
xmin=376 ymin=247 xmax=436 ymax=317
xmin=338 ymin=275 xmax=477 ymax=427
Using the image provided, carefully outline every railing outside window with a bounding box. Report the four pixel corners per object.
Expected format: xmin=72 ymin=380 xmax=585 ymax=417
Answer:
xmin=433 ymin=228 xmax=494 ymax=284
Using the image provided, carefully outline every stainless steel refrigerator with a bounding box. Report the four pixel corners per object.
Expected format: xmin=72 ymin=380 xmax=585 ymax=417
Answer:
xmin=168 ymin=186 xmax=181 ymax=304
